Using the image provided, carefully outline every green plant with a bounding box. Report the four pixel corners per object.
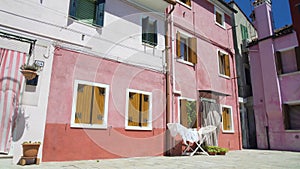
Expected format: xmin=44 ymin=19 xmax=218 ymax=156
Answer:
xmin=22 ymin=141 xmax=41 ymax=145
xmin=218 ymin=147 xmax=228 ymax=153
xmin=20 ymin=63 xmax=38 ymax=71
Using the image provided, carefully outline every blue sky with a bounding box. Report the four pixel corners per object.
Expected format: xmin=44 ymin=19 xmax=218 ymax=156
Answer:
xmin=226 ymin=0 xmax=292 ymax=29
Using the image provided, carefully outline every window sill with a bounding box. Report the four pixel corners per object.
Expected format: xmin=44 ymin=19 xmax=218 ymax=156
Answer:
xmin=279 ymin=71 xmax=300 ymax=77
xmin=222 ymin=130 xmax=234 ymax=134
xmin=177 ymin=59 xmax=194 ymax=66
xmin=285 ymin=130 xmax=300 ymax=133
xmin=68 ymin=16 xmax=103 ymax=30
xmin=176 ymin=1 xmax=192 ymax=9
xmin=125 ymin=126 xmax=153 ymax=131
xmin=142 ymin=42 xmax=157 ymax=48
xmin=219 ymin=74 xmax=230 ymax=79
xmin=71 ymin=123 xmax=107 ymax=129
xmin=215 ymin=22 xmax=226 ymax=30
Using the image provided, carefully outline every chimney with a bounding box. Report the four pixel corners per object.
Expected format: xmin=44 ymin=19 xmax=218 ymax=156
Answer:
xmin=252 ymin=0 xmax=274 ymax=39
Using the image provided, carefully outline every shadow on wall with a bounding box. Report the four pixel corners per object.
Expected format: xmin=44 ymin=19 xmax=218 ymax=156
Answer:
xmin=12 ymin=107 xmax=28 ymax=142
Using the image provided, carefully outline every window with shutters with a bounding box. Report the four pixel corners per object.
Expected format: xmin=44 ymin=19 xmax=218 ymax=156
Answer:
xmin=218 ymin=50 xmax=231 ymax=78
xmin=275 ymin=47 xmax=300 ymax=75
xmin=142 ymin=16 xmax=158 ymax=46
xmin=176 ymin=31 xmax=197 ymax=65
xmin=283 ymin=104 xmax=300 ymax=130
xmin=125 ymin=89 xmax=152 ymax=130
xmin=240 ymin=24 xmax=249 ymax=40
xmin=221 ymin=105 xmax=234 ymax=133
xmin=71 ymin=80 xmax=109 ymax=129
xmin=179 ymin=98 xmax=197 ymax=128
xmin=215 ymin=7 xmax=225 ymax=28
xmin=69 ymin=0 xmax=105 ymax=27
xmin=177 ymin=0 xmax=191 ymax=7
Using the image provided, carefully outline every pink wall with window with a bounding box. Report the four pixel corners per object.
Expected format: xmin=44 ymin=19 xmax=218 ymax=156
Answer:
xmin=169 ymin=0 xmax=241 ymax=152
xmin=43 ymin=47 xmax=166 ymax=161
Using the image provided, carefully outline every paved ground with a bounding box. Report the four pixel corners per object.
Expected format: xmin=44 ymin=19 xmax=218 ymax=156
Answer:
xmin=1 ymin=150 xmax=299 ymax=169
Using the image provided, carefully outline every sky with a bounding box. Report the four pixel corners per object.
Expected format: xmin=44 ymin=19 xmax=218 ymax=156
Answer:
xmin=226 ymin=0 xmax=292 ymax=29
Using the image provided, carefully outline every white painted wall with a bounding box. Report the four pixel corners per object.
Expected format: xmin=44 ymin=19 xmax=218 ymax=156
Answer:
xmin=0 ymin=0 xmax=167 ymax=71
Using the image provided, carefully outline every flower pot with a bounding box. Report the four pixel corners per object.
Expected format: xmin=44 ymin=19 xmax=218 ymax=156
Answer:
xmin=22 ymin=144 xmax=40 ymax=157
xmin=20 ymin=70 xmax=37 ymax=80
xmin=217 ymin=152 xmax=226 ymax=155
xmin=207 ymin=151 xmax=216 ymax=155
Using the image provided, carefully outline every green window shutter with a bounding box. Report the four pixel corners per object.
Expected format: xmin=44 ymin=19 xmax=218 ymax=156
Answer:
xmin=95 ymin=0 xmax=105 ymax=26
xmin=77 ymin=0 xmax=96 ymax=25
xmin=69 ymin=0 xmax=77 ymax=18
xmin=142 ymin=16 xmax=149 ymax=44
xmin=153 ymin=20 xmax=158 ymax=46
xmin=241 ymin=25 xmax=248 ymax=40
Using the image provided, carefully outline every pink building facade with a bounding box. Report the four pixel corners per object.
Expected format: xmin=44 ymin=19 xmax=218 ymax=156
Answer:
xmin=166 ymin=0 xmax=241 ymax=155
xmin=248 ymin=0 xmax=300 ymax=151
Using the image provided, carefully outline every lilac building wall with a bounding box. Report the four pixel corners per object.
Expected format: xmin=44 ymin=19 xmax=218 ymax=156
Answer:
xmin=249 ymin=0 xmax=300 ymax=151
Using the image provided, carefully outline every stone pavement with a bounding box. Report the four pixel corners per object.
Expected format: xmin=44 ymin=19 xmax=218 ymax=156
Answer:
xmin=1 ymin=150 xmax=299 ymax=169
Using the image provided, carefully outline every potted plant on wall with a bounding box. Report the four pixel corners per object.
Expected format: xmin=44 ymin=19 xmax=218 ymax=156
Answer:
xmin=20 ymin=63 xmax=38 ymax=80
xmin=22 ymin=141 xmax=41 ymax=157
xmin=20 ymin=141 xmax=41 ymax=165
xmin=206 ymin=146 xmax=218 ymax=155
xmin=217 ymin=147 xmax=228 ymax=155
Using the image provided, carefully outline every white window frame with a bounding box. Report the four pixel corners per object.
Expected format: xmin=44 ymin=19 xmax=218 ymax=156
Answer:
xmin=214 ymin=6 xmax=226 ymax=29
xmin=71 ymin=80 xmax=110 ymax=129
xmin=221 ymin=104 xmax=234 ymax=133
xmin=177 ymin=31 xmax=194 ymax=66
xmin=125 ymin=89 xmax=152 ymax=131
xmin=217 ymin=49 xmax=230 ymax=79
xmin=141 ymin=15 xmax=158 ymax=47
xmin=176 ymin=0 xmax=192 ymax=9
xmin=178 ymin=97 xmax=197 ymax=129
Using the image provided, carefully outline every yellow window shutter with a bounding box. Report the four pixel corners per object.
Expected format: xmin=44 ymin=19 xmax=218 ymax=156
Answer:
xmin=180 ymin=99 xmax=188 ymax=128
xmin=188 ymin=37 xmax=197 ymax=64
xmin=128 ymin=93 xmax=140 ymax=127
xmin=186 ymin=0 xmax=191 ymax=6
xmin=92 ymin=87 xmax=105 ymax=125
xmin=176 ymin=32 xmax=181 ymax=58
xmin=76 ymin=85 xmax=92 ymax=124
xmin=222 ymin=108 xmax=229 ymax=130
xmin=141 ymin=94 xmax=149 ymax=127
xmin=225 ymin=54 xmax=230 ymax=77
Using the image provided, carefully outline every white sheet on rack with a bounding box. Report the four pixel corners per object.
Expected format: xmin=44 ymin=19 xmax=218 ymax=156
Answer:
xmin=167 ymin=123 xmax=199 ymax=145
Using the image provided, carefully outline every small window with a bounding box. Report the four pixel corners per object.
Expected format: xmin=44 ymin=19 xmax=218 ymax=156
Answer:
xmin=283 ymin=104 xmax=300 ymax=130
xmin=142 ymin=16 xmax=158 ymax=46
xmin=71 ymin=80 xmax=109 ymax=129
xmin=221 ymin=105 xmax=234 ymax=132
xmin=276 ymin=47 xmax=300 ymax=75
xmin=69 ymin=0 xmax=105 ymax=27
xmin=215 ymin=7 xmax=225 ymax=28
xmin=179 ymin=99 xmax=197 ymax=128
xmin=240 ymin=24 xmax=249 ymax=40
xmin=176 ymin=31 xmax=197 ymax=64
xmin=178 ymin=0 xmax=191 ymax=7
xmin=218 ymin=50 xmax=230 ymax=77
xmin=126 ymin=89 xmax=152 ymax=130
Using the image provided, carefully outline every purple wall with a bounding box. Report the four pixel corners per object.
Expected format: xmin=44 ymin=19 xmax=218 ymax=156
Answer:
xmin=249 ymin=1 xmax=300 ymax=151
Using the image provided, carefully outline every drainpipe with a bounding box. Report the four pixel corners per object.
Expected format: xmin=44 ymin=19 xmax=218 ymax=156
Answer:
xmin=165 ymin=4 xmax=175 ymax=156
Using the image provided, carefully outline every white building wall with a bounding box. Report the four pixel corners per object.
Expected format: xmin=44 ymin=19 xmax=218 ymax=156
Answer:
xmin=0 ymin=0 xmax=166 ymax=71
